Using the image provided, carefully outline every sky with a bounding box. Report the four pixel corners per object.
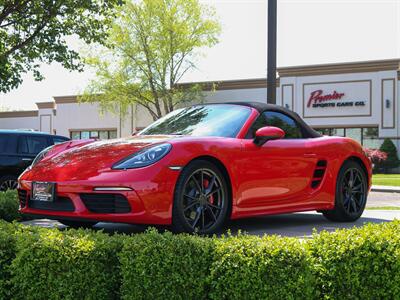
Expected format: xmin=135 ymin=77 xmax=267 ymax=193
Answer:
xmin=0 ymin=0 xmax=399 ymax=110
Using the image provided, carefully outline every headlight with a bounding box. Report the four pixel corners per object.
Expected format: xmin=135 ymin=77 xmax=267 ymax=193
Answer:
xmin=31 ymin=145 xmax=54 ymax=168
xmin=112 ymin=143 xmax=172 ymax=169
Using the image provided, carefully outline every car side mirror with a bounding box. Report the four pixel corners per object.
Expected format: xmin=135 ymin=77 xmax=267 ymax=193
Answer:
xmin=253 ymin=126 xmax=285 ymax=146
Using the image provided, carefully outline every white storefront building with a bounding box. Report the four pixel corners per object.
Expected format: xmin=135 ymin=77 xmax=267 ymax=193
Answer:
xmin=1 ymin=59 xmax=399 ymax=154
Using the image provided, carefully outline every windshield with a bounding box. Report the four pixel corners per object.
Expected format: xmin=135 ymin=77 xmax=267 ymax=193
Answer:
xmin=139 ymin=104 xmax=252 ymax=138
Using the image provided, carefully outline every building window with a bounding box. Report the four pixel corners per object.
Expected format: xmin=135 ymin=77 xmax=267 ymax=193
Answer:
xmin=331 ymin=128 xmax=345 ymax=137
xmin=71 ymin=131 xmax=80 ymax=140
xmin=90 ymin=131 xmax=99 ymax=138
xmin=314 ymin=127 xmax=381 ymax=148
xmin=70 ymin=130 xmax=117 ymax=140
xmin=80 ymin=131 xmax=90 ymax=139
xmin=345 ymin=128 xmax=362 ymax=144
xmin=109 ymin=131 xmax=118 ymax=139
xmin=99 ymin=131 xmax=108 ymax=140
xmin=363 ymin=127 xmax=381 ymax=149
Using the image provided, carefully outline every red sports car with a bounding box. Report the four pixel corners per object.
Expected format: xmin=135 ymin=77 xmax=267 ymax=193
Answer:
xmin=18 ymin=102 xmax=372 ymax=234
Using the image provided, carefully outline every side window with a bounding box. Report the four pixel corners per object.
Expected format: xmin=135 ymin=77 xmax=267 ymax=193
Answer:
xmin=18 ymin=137 xmax=29 ymax=154
xmin=247 ymin=111 xmax=303 ymax=139
xmin=264 ymin=111 xmax=303 ymax=139
xmin=18 ymin=136 xmax=49 ymax=155
xmin=0 ymin=134 xmax=18 ymax=154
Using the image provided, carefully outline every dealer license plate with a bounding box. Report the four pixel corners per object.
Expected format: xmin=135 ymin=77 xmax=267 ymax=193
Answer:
xmin=32 ymin=182 xmax=55 ymax=202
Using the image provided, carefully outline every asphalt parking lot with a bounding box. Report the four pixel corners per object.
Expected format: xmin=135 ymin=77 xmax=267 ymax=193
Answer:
xmin=23 ymin=191 xmax=400 ymax=238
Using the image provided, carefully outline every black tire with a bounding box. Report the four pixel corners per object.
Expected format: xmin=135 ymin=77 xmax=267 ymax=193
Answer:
xmin=58 ymin=220 xmax=98 ymax=228
xmin=172 ymin=160 xmax=229 ymax=234
xmin=0 ymin=175 xmax=18 ymax=192
xmin=323 ymin=160 xmax=368 ymax=222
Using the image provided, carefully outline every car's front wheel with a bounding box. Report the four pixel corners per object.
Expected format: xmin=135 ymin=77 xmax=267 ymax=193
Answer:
xmin=323 ymin=160 xmax=368 ymax=222
xmin=172 ymin=160 xmax=229 ymax=234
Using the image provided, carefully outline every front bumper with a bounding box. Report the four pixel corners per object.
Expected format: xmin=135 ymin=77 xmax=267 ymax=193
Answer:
xmin=18 ymin=178 xmax=176 ymax=225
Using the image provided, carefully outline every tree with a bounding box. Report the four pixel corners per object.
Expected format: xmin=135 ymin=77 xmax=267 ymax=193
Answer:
xmin=377 ymin=138 xmax=400 ymax=173
xmin=0 ymin=0 xmax=121 ymax=93
xmin=81 ymin=0 xmax=220 ymax=121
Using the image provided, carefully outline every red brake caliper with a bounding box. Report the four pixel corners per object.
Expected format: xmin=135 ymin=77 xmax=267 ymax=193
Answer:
xmin=203 ymin=179 xmax=215 ymax=205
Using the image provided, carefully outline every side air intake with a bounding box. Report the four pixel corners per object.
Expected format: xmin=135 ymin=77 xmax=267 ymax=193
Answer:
xmin=311 ymin=160 xmax=327 ymax=189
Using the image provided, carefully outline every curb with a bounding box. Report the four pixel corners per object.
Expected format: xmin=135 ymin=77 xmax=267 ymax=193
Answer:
xmin=371 ymin=186 xmax=400 ymax=193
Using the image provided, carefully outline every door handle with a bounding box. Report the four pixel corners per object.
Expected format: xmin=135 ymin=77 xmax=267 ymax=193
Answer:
xmin=22 ymin=158 xmax=33 ymax=161
xmin=304 ymin=153 xmax=317 ymax=158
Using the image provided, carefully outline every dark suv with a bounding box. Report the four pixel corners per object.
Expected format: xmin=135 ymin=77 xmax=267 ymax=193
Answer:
xmin=0 ymin=130 xmax=69 ymax=191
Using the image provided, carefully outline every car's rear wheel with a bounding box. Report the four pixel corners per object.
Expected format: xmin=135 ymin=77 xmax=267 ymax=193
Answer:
xmin=58 ymin=220 xmax=98 ymax=229
xmin=172 ymin=160 xmax=229 ymax=234
xmin=323 ymin=160 xmax=368 ymax=222
xmin=0 ymin=175 xmax=18 ymax=192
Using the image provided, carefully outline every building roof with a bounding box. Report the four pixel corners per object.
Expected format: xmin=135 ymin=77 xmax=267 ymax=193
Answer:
xmin=0 ymin=110 xmax=38 ymax=118
xmin=278 ymin=58 xmax=400 ymax=78
xmin=36 ymin=101 xmax=56 ymax=109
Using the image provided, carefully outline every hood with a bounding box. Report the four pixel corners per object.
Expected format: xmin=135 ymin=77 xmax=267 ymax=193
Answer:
xmin=26 ymin=135 xmax=175 ymax=181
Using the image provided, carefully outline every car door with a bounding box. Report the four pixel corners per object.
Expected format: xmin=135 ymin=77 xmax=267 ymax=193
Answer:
xmin=17 ymin=135 xmax=50 ymax=170
xmin=237 ymin=110 xmax=317 ymax=211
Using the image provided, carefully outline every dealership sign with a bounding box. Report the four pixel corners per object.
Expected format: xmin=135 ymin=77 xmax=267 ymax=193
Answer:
xmin=303 ymin=80 xmax=371 ymax=118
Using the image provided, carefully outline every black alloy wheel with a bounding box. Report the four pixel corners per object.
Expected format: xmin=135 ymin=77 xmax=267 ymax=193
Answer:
xmin=173 ymin=160 xmax=229 ymax=234
xmin=341 ymin=167 xmax=366 ymax=215
xmin=323 ymin=160 xmax=368 ymax=222
xmin=0 ymin=176 xmax=18 ymax=192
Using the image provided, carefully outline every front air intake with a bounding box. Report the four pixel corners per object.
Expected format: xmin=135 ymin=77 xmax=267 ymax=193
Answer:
xmin=80 ymin=194 xmax=131 ymax=213
xmin=18 ymin=189 xmax=27 ymax=208
xmin=311 ymin=160 xmax=327 ymax=189
xmin=29 ymin=196 xmax=75 ymax=211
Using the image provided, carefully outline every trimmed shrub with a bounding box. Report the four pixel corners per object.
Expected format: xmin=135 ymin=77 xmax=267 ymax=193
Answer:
xmin=378 ymin=138 xmax=400 ymax=172
xmin=209 ymin=235 xmax=314 ymax=300
xmin=309 ymin=221 xmax=400 ymax=299
xmin=119 ymin=229 xmax=214 ymax=300
xmin=11 ymin=227 xmax=123 ymax=300
xmin=0 ymin=220 xmax=399 ymax=299
xmin=0 ymin=190 xmax=20 ymax=222
xmin=0 ymin=221 xmax=19 ymax=300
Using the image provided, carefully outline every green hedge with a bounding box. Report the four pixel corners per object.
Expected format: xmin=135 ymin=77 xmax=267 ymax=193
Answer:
xmin=11 ymin=226 xmax=122 ymax=300
xmin=0 ymin=220 xmax=399 ymax=299
xmin=209 ymin=235 xmax=314 ymax=300
xmin=0 ymin=221 xmax=18 ymax=300
xmin=309 ymin=222 xmax=400 ymax=299
xmin=120 ymin=229 xmax=214 ymax=300
xmin=0 ymin=190 xmax=20 ymax=222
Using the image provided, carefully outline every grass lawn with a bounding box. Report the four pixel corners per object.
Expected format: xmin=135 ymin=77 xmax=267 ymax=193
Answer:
xmin=372 ymin=174 xmax=400 ymax=187
xmin=366 ymin=206 xmax=400 ymax=210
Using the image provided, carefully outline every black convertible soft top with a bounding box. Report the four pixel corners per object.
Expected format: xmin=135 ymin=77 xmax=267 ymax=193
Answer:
xmin=206 ymin=101 xmax=322 ymax=138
